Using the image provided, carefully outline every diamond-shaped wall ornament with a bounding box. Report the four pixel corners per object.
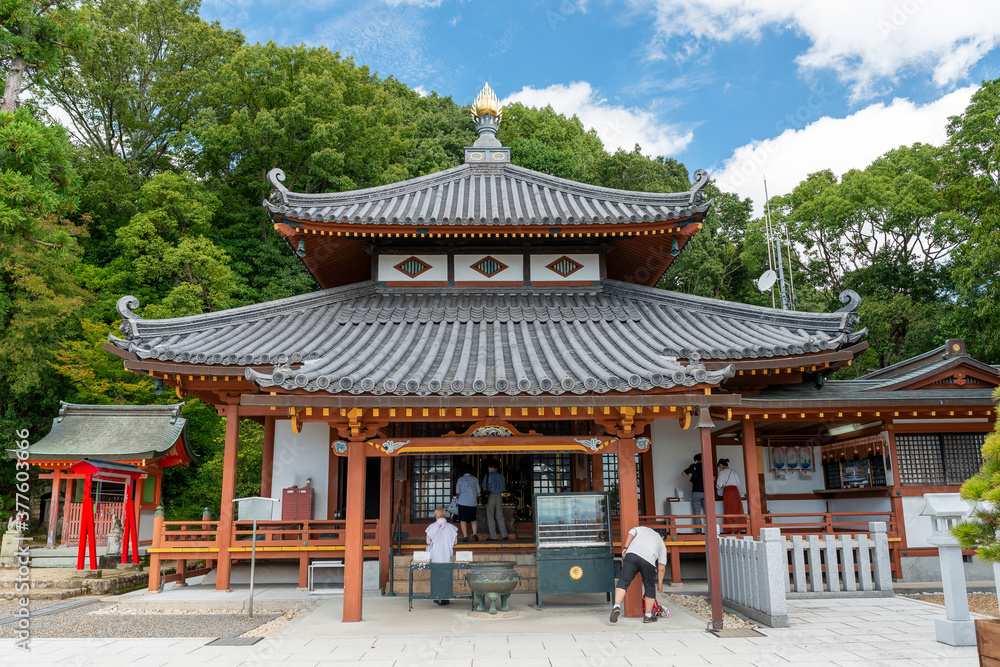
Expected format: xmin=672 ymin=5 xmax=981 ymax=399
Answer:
xmin=394 ymin=256 xmax=431 ymax=278
xmin=471 ymin=256 xmax=509 ymax=278
xmin=546 ymin=256 xmax=583 ymax=277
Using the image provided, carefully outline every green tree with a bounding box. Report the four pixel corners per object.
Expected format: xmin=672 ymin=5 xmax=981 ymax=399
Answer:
xmin=943 ymin=78 xmax=1000 ymax=363
xmin=954 ymin=393 xmax=1000 ymax=561
xmin=499 ymin=102 xmax=605 ymax=181
xmin=41 ymin=0 xmax=242 ymax=178
xmin=0 ymin=0 xmax=88 ymax=111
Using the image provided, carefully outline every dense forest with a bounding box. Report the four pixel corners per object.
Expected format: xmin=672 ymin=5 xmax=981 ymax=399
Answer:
xmin=1 ymin=0 xmax=998 ymax=522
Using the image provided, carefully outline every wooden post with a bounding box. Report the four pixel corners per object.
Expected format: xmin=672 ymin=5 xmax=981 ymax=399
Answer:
xmin=742 ymin=419 xmax=763 ymax=536
xmin=215 ymin=405 xmax=241 ymax=591
xmin=591 ymin=453 xmax=604 ymax=492
xmin=378 ymin=455 xmax=392 ymax=590
xmin=343 ymin=443 xmax=367 ymax=622
xmin=886 ymin=427 xmax=905 ymax=578
xmin=60 ymin=477 xmax=74 ymax=545
xmin=46 ymin=469 xmax=61 ymax=548
xmin=261 ymin=417 xmax=275 ymax=498
xmin=698 ymin=408 xmax=724 ymax=630
xmin=133 ymin=475 xmax=145 ymax=543
xmin=148 ymin=507 xmax=164 ymax=592
xmin=617 ymin=440 xmax=642 ymax=618
xmin=641 ymin=450 xmax=656 ymax=516
xmin=76 ymin=473 xmax=97 ymax=570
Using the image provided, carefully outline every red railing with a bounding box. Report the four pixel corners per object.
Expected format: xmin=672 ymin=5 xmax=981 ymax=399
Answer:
xmin=153 ymin=519 xmax=380 ymax=551
xmin=764 ymin=511 xmax=896 ymax=535
xmin=65 ymin=502 xmax=126 ymax=545
xmin=637 ymin=514 xmax=752 ymax=539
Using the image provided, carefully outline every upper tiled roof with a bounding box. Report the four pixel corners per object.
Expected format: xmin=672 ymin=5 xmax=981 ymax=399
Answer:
xmin=109 ymin=281 xmax=865 ymax=398
xmin=10 ymin=403 xmax=192 ymax=462
xmin=264 ymin=164 xmax=712 ymax=227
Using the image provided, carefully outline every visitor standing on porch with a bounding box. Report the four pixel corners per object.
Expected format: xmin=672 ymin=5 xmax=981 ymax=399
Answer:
xmin=481 ymin=461 xmax=508 ymax=541
xmin=425 ymin=507 xmax=459 ymax=605
xmin=716 ymin=459 xmax=743 ymax=533
xmin=455 ymin=468 xmax=480 ymax=542
xmin=609 ymin=525 xmax=667 ymax=624
xmin=681 ymin=453 xmax=704 ymax=533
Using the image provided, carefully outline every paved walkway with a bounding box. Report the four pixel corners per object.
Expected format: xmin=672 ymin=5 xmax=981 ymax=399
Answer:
xmin=0 ymin=595 xmax=981 ymax=666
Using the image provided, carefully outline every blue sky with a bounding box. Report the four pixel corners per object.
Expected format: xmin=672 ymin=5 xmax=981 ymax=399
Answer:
xmin=200 ymin=0 xmax=1000 ymax=210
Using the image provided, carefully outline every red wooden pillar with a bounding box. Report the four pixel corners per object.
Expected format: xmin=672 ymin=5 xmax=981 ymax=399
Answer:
xmin=591 ymin=454 xmax=604 ymax=492
xmin=742 ymin=419 xmax=763 ymax=536
xmin=133 ymin=475 xmax=145 ymax=543
xmin=343 ymin=442 xmax=367 ymax=622
xmin=698 ymin=408 xmax=724 ymax=630
xmin=378 ymin=456 xmax=392 ymax=590
xmin=886 ymin=426 xmax=905 ymax=577
xmin=46 ymin=469 xmax=61 ymax=548
xmin=60 ymin=477 xmax=74 ymax=545
xmin=617 ymin=439 xmax=642 ymax=618
xmin=76 ymin=473 xmax=97 ymax=570
xmin=121 ymin=479 xmax=139 ymax=564
xmin=215 ymin=405 xmax=241 ymax=591
xmin=261 ymin=417 xmax=275 ymax=498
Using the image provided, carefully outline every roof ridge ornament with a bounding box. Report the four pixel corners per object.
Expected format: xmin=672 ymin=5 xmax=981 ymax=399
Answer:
xmin=267 ymin=168 xmax=290 ymax=205
xmin=835 ymin=289 xmax=862 ymax=330
xmin=466 ymin=82 xmax=510 ymax=163
xmin=688 ymin=169 xmax=710 ymax=204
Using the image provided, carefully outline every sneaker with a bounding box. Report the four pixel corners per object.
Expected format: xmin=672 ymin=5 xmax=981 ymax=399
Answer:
xmin=609 ymin=606 xmax=621 ymax=623
xmin=643 ymin=614 xmax=657 ymax=623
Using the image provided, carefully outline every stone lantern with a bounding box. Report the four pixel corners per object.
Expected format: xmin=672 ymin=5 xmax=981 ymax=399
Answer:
xmin=920 ymin=493 xmax=975 ymax=646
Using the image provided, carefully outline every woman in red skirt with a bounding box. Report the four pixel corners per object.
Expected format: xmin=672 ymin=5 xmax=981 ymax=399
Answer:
xmin=715 ymin=459 xmax=744 ymax=533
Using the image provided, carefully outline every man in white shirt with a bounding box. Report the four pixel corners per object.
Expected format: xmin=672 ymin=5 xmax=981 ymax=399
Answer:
xmin=609 ymin=525 xmax=667 ymax=624
xmin=425 ymin=507 xmax=459 ymax=605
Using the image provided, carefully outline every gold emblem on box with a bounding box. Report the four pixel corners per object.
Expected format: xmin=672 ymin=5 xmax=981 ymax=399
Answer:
xmin=469 ymin=152 xmax=484 ymax=161
xmin=569 ymin=565 xmax=583 ymax=580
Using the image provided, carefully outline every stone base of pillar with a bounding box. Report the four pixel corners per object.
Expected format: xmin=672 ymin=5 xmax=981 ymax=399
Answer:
xmin=934 ymin=618 xmax=976 ymax=646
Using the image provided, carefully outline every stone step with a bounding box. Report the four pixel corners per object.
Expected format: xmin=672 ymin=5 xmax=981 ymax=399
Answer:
xmin=1 ymin=587 xmax=87 ymax=601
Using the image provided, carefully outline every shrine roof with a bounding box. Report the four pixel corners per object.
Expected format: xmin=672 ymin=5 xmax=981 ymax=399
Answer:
xmin=9 ymin=403 xmax=193 ymax=463
xmin=108 ymin=281 xmax=865 ymax=398
xmin=264 ymin=164 xmax=711 ymax=227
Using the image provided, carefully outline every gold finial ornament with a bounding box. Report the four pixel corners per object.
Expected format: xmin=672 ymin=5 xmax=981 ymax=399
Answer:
xmin=472 ymin=82 xmax=502 ymax=119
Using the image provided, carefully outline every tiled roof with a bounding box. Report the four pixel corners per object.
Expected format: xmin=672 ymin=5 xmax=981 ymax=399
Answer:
xmin=264 ymin=164 xmax=712 ymax=226
xmin=109 ymin=281 xmax=865 ymax=398
xmin=11 ymin=403 xmax=191 ymax=462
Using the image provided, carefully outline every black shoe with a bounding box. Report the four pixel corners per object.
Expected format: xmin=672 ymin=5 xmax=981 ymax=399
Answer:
xmin=643 ymin=614 xmax=657 ymax=623
xmin=609 ymin=606 xmax=621 ymax=623
xmin=462 ymin=537 xmax=469 ymax=542
xmin=434 ymin=599 xmax=450 ymax=606
xmin=472 ymin=535 xmax=479 ymax=541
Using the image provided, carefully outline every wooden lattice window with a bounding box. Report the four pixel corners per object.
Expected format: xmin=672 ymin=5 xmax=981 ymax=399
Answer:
xmin=546 ymin=256 xmax=583 ymax=277
xmin=394 ymin=256 xmax=431 ymax=278
xmin=896 ymin=432 xmax=985 ymax=486
xmin=470 ymin=256 xmax=508 ymax=278
xmin=533 ymin=453 xmax=572 ymax=496
xmin=602 ymin=453 xmax=643 ymax=515
xmin=409 ymin=455 xmax=452 ymax=521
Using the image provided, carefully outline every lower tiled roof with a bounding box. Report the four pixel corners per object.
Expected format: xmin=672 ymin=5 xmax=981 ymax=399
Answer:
xmin=109 ymin=281 xmax=865 ymax=397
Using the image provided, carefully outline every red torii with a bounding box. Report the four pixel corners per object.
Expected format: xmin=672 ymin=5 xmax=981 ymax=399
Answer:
xmin=64 ymin=459 xmax=146 ymax=569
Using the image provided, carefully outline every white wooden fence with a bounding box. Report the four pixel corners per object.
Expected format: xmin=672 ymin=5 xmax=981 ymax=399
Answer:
xmin=719 ymin=522 xmax=894 ymax=627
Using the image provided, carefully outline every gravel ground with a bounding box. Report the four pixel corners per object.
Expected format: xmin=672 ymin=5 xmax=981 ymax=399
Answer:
xmin=0 ymin=599 xmax=61 ymax=617
xmin=0 ymin=601 xmax=278 ymax=638
xmin=910 ymin=593 xmax=999 ymax=617
xmin=666 ymin=594 xmax=758 ymax=628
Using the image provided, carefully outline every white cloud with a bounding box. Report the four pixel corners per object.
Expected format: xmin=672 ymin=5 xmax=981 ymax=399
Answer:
xmin=632 ymin=0 xmax=1000 ymax=99
xmin=714 ymin=85 xmax=977 ymax=215
xmin=501 ymin=81 xmax=694 ymax=157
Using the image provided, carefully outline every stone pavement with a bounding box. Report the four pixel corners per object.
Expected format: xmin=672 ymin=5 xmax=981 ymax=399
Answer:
xmin=0 ymin=595 xmax=981 ymax=666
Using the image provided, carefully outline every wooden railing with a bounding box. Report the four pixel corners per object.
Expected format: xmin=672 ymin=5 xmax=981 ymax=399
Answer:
xmin=764 ymin=512 xmax=896 ymax=535
xmin=232 ymin=519 xmax=380 ymax=546
xmin=152 ymin=518 xmax=380 ymax=551
xmin=637 ymin=514 xmax=752 ymax=539
xmin=637 ymin=512 xmax=896 ymax=540
xmin=66 ymin=502 xmax=126 ymax=545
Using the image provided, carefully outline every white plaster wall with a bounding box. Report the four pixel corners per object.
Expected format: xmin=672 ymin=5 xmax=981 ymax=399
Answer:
xmin=761 ymin=445 xmax=823 ymax=495
xmin=269 ymin=420 xmax=330 ymax=520
xmin=377 ymin=253 xmax=448 ymax=282
xmin=529 ymin=253 xmax=600 ymax=281
xmin=138 ymin=509 xmax=155 ymax=541
xmin=454 ymin=254 xmax=523 ymax=281
xmin=902 ymin=495 xmax=974 ymax=549
xmin=650 ymin=419 xmax=700 ymax=514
